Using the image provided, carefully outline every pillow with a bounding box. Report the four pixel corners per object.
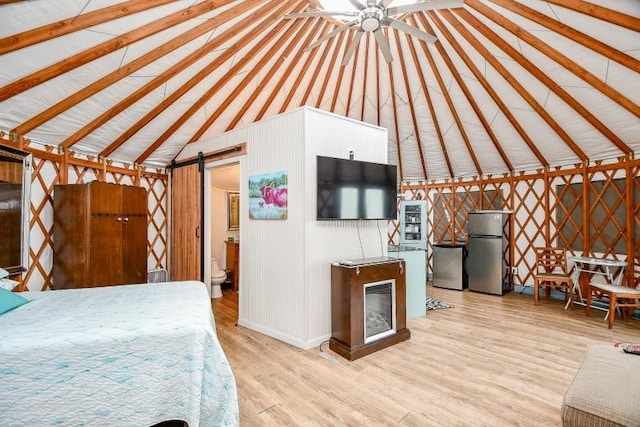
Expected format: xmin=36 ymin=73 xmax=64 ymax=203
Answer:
xmin=0 ymin=288 xmax=29 ymax=314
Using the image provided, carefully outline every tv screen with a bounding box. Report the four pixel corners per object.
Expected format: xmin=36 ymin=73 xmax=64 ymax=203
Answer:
xmin=317 ymin=156 xmax=398 ymax=220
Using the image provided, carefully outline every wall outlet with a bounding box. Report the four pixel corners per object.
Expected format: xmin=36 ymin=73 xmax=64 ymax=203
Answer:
xmin=511 ymin=267 xmax=518 ymax=275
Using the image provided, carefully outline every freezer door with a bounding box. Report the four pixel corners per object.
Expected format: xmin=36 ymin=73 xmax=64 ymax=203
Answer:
xmin=468 ymin=237 xmax=505 ymax=295
xmin=468 ymin=212 xmax=507 ymax=237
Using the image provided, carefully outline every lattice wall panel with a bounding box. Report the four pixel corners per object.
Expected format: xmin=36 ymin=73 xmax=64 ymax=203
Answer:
xmin=633 ymin=166 xmax=639 ymax=288
xmin=551 ymin=172 xmax=583 ymax=252
xmin=25 ymin=156 xmax=60 ymax=291
xmin=512 ymin=178 xmax=546 ymax=287
xmin=20 ymin=154 xmax=168 ymax=291
xmin=586 ymin=168 xmax=627 ymax=258
xmin=454 ymin=183 xmax=481 ymax=241
xmin=142 ymin=174 xmax=168 ymax=270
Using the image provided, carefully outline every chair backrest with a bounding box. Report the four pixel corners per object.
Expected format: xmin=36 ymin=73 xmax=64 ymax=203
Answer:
xmin=535 ymin=247 xmax=569 ymax=275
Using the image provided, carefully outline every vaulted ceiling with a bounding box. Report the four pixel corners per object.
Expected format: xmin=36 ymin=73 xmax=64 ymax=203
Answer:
xmin=0 ymin=0 xmax=638 ymax=181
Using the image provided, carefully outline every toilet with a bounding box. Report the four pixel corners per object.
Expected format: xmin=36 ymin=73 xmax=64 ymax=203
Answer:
xmin=210 ymin=258 xmax=226 ymax=299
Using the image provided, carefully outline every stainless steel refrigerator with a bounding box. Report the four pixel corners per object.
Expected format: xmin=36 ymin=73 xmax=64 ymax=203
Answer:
xmin=467 ymin=211 xmax=511 ymax=295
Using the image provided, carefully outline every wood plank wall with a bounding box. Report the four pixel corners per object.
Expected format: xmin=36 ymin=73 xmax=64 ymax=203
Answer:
xmin=0 ymin=133 xmax=168 ymax=291
xmin=393 ymin=158 xmax=640 ymax=289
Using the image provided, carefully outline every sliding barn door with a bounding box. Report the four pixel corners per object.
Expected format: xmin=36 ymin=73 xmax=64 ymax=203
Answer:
xmin=170 ymin=163 xmax=202 ymax=281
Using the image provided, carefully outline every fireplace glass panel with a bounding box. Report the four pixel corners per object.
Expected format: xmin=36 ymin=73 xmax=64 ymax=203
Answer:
xmin=364 ymin=279 xmax=396 ymax=343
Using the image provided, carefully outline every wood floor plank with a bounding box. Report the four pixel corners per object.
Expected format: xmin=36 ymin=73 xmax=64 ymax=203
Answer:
xmin=211 ymin=285 xmax=640 ymax=426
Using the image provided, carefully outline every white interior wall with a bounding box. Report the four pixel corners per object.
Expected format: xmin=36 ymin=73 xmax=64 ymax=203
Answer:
xmin=178 ymin=106 xmax=388 ymax=349
xmin=304 ymin=108 xmax=389 ymax=345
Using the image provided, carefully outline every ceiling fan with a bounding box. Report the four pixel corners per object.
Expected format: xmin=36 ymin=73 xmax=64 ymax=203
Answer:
xmin=284 ymin=0 xmax=464 ymax=65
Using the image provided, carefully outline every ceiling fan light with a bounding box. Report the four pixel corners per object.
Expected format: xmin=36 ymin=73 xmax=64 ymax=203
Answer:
xmin=360 ymin=8 xmax=383 ymax=31
xmin=361 ymin=16 xmax=380 ymax=31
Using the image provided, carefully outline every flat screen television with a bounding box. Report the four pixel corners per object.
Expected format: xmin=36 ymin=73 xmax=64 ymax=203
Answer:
xmin=317 ymin=155 xmax=397 ymax=220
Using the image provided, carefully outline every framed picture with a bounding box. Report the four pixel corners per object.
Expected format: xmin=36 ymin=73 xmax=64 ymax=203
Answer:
xmin=227 ymin=191 xmax=240 ymax=230
xmin=248 ymin=171 xmax=288 ymax=220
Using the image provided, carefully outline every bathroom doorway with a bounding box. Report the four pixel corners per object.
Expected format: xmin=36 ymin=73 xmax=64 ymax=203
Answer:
xmin=205 ymin=160 xmax=241 ymax=303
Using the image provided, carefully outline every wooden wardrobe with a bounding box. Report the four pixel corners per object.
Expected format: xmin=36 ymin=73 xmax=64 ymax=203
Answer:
xmin=53 ymin=181 xmax=147 ymax=289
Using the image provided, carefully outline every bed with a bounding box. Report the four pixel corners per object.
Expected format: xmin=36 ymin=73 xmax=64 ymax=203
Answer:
xmin=0 ymin=281 xmax=239 ymax=427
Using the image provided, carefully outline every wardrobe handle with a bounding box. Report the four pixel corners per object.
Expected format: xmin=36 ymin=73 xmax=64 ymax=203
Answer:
xmin=123 ymin=217 xmax=129 ymax=223
xmin=195 ymin=226 xmax=200 ymax=238
xmin=116 ymin=216 xmax=122 ymax=222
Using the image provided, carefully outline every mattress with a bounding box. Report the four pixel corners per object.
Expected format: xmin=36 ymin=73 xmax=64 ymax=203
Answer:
xmin=0 ymin=281 xmax=239 ymax=426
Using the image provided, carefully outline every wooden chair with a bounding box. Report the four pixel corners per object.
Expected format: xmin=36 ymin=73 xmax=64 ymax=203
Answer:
xmin=586 ymin=283 xmax=640 ymax=329
xmin=533 ymin=247 xmax=574 ymax=306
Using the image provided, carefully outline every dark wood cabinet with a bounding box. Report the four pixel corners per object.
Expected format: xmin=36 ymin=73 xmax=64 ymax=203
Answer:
xmin=225 ymin=240 xmax=239 ymax=291
xmin=53 ymin=181 xmax=147 ymax=289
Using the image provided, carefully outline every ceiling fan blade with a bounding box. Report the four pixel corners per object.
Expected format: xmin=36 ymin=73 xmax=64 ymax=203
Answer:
xmin=380 ymin=0 xmax=395 ymax=7
xmin=385 ymin=18 xmax=437 ymax=43
xmin=347 ymin=0 xmax=366 ymax=10
xmin=306 ymin=20 xmax=359 ymax=51
xmin=285 ymin=11 xmax=359 ymax=19
xmin=387 ymin=0 xmax=464 ymax=16
xmin=373 ymin=29 xmax=393 ymax=63
xmin=342 ymin=30 xmax=364 ymax=66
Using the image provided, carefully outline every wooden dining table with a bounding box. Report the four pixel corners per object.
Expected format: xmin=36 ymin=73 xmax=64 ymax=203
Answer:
xmin=566 ymin=255 xmax=628 ymax=313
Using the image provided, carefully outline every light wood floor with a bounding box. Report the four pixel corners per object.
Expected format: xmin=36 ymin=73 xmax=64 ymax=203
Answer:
xmin=211 ymin=285 xmax=640 ymax=426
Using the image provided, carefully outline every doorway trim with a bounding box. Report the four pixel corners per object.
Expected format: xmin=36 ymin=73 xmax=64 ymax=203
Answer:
xmin=204 ymin=155 xmax=244 ymax=306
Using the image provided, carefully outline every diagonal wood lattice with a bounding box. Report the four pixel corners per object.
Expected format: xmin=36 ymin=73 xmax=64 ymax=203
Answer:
xmin=0 ymin=135 xmax=168 ymax=291
xmin=394 ymin=158 xmax=638 ymax=288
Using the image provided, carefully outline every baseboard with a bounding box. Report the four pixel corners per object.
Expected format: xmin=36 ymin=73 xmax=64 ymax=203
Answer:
xmin=237 ymin=318 xmax=330 ymax=350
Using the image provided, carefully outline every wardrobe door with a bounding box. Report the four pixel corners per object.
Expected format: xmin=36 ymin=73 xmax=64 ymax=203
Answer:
xmin=171 ymin=164 xmax=201 ymax=281
xmin=122 ymin=186 xmax=147 ymax=284
xmin=89 ymin=182 xmax=123 ymax=286
xmin=89 ymin=213 xmax=123 ymax=286
xmin=53 ymin=184 xmax=89 ymax=289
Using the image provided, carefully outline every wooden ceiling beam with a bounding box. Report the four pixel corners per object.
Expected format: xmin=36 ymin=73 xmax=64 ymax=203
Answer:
xmin=190 ymin=4 xmax=308 ymax=140
xmin=16 ymin=0 xmax=247 ymax=136
xmin=102 ymin=0 xmax=292 ymax=159
xmin=360 ymin=33 xmax=371 ymax=122
xmin=392 ymin=28 xmax=428 ymax=179
xmin=487 ymin=0 xmax=639 ymax=73
xmin=329 ymin=32 xmax=350 ymax=113
xmin=456 ymin=7 xmax=631 ymax=155
xmin=66 ymin=0 xmax=272 ymax=155
xmin=405 ymin=16 xmax=454 ymax=177
xmin=0 ymin=1 xmax=224 ymax=103
xmin=384 ymin=28 xmax=404 ymax=183
xmin=0 ymin=0 xmax=175 ymax=55
xmin=316 ymin=30 xmax=348 ymax=109
xmin=419 ymin=14 xmax=513 ymax=172
xmin=220 ymin=16 xmax=313 ymax=131
xmin=545 ymin=0 xmax=640 ymax=32
xmin=470 ymin=0 xmax=639 ymax=118
xmin=441 ymin=9 xmax=586 ymax=161
xmin=243 ymin=18 xmax=325 ymax=124
xmin=275 ymin=22 xmax=331 ymax=113
xmin=414 ymin=14 xmax=483 ymax=177
xmin=135 ymin=0 xmax=303 ymax=162
xmin=344 ymin=33 xmax=362 ymax=117
xmin=424 ymin=13 xmax=548 ymax=167
xmin=297 ymin=24 xmax=340 ymax=108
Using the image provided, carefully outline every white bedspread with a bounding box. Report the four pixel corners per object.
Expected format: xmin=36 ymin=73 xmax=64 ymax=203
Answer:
xmin=0 ymin=281 xmax=239 ymax=427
